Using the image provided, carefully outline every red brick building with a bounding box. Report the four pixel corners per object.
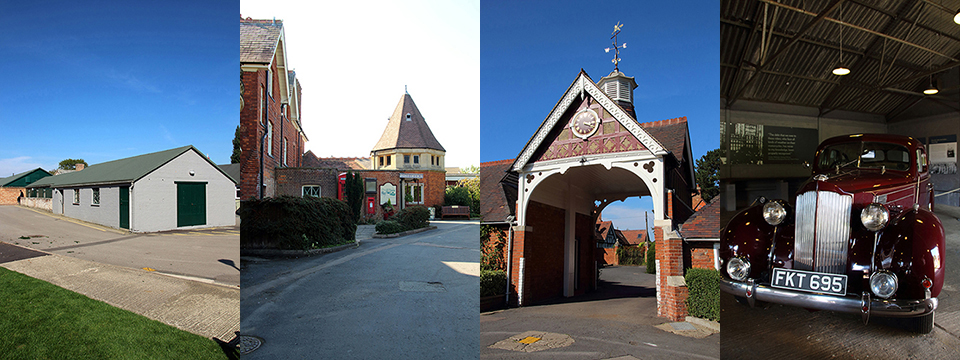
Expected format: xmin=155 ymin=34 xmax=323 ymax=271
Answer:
xmin=240 ymin=17 xmax=307 ymax=199
xmin=480 ymin=69 xmax=701 ymax=321
xmin=678 ymin=197 xmax=721 ymax=270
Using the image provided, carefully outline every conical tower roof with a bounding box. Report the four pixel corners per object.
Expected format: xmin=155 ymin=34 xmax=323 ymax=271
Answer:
xmin=372 ymin=94 xmax=445 ymax=152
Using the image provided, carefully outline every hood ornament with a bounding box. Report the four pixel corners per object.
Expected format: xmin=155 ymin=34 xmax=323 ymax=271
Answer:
xmin=814 ymin=174 xmax=829 ymax=181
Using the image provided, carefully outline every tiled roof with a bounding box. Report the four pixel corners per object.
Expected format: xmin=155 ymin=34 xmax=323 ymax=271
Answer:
xmin=301 ymin=151 xmax=369 ymax=170
xmin=29 ymin=146 xmax=234 ymax=188
xmin=619 ymin=230 xmax=648 ymax=245
xmin=678 ymin=197 xmax=721 ymax=240
xmin=372 ymin=94 xmax=445 ymax=152
xmin=217 ymin=164 xmax=241 ymax=183
xmin=240 ymin=18 xmax=282 ymax=64
xmin=641 ymin=117 xmax=688 ymax=163
xmin=480 ymin=159 xmax=515 ymax=223
xmin=597 ymin=220 xmax=614 ymax=240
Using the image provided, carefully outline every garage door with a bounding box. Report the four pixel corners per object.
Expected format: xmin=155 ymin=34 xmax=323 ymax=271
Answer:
xmin=176 ymin=182 xmax=206 ymax=227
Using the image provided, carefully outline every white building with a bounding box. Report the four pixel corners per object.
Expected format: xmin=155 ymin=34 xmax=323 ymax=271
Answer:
xmin=28 ymin=146 xmax=237 ymax=232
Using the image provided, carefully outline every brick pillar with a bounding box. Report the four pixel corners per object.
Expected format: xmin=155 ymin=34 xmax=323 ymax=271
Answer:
xmin=509 ymin=225 xmax=531 ymax=307
xmin=655 ymin=221 xmax=688 ymax=321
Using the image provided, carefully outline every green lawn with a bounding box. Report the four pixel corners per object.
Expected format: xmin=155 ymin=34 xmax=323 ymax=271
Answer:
xmin=0 ymin=267 xmax=228 ymax=359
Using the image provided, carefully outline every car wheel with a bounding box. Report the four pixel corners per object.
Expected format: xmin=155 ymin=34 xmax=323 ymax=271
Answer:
xmin=911 ymin=312 xmax=935 ymax=334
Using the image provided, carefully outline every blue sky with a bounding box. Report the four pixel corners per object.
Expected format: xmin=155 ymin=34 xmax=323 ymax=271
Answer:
xmin=0 ymin=1 xmax=238 ymax=176
xmin=481 ymin=1 xmax=720 ymax=230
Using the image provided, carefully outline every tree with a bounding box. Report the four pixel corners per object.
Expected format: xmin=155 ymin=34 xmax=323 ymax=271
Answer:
xmin=345 ymin=171 xmax=364 ymax=220
xmin=58 ymin=159 xmax=88 ymax=170
xmin=460 ymin=165 xmax=479 ymax=174
xmin=695 ymin=148 xmax=722 ymax=203
xmin=231 ymin=125 xmax=242 ymax=164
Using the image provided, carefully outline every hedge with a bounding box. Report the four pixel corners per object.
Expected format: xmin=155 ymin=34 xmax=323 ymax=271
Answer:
xmin=617 ymin=245 xmax=644 ymax=266
xmin=645 ymin=242 xmax=656 ymax=274
xmin=239 ymin=196 xmax=356 ymax=250
xmin=685 ymin=268 xmax=721 ymax=321
xmin=376 ymin=205 xmax=431 ymax=234
xmin=481 ymin=270 xmax=506 ymax=297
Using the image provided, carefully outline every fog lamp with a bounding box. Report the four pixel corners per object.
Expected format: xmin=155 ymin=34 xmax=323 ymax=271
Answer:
xmin=726 ymin=257 xmax=751 ymax=281
xmin=762 ymin=201 xmax=787 ymax=226
xmin=870 ymin=271 xmax=898 ymax=299
xmin=860 ymin=203 xmax=889 ymax=232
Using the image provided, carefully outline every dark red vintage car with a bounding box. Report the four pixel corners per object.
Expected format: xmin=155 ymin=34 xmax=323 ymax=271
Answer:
xmin=720 ymin=134 xmax=945 ymax=333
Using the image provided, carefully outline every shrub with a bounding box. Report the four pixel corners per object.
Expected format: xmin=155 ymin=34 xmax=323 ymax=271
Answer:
xmin=645 ymin=242 xmax=656 ymax=274
xmin=481 ymin=270 xmax=506 ymax=297
xmin=444 ymin=186 xmax=471 ymax=207
xmin=375 ymin=220 xmax=404 ymax=235
xmin=685 ymin=268 xmax=721 ymax=321
xmin=393 ymin=205 xmax=430 ymax=230
xmin=481 ymin=226 xmax=506 ymax=271
xmin=617 ymin=245 xmax=645 ymax=266
xmin=240 ymin=196 xmax=356 ymax=250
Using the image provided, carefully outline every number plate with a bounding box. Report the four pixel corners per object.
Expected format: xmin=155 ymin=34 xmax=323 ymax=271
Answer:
xmin=771 ymin=268 xmax=847 ymax=296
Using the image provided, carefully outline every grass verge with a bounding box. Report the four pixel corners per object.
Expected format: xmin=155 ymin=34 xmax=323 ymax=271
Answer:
xmin=0 ymin=267 xmax=226 ymax=359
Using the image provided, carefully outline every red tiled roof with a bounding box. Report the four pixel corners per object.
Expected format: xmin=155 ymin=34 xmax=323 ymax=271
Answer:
xmin=372 ymin=94 xmax=445 ymax=152
xmin=618 ymin=230 xmax=648 ymax=245
xmin=641 ymin=117 xmax=688 ymax=163
xmin=597 ymin=221 xmax=614 ymax=239
xmin=240 ymin=18 xmax=282 ymax=64
xmin=480 ymin=159 xmax=514 ymax=223
xmin=679 ymin=197 xmax=720 ymax=239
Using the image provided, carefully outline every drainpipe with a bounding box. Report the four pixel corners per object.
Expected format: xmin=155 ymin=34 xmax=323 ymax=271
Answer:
xmin=505 ymin=215 xmax=516 ymax=306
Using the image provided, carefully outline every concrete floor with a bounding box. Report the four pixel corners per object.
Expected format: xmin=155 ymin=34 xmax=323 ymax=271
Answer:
xmin=481 ymin=265 xmax=719 ymax=359
xmin=720 ymin=205 xmax=960 ymax=359
xmin=0 ymin=205 xmax=240 ymax=286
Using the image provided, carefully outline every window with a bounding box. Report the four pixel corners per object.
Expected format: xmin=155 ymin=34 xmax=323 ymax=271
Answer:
xmin=379 ymin=156 xmax=384 ymax=167
xmin=73 ymin=189 xmax=79 ymax=204
xmin=386 ymin=156 xmax=391 ymax=166
xmin=404 ymin=183 xmax=423 ymax=204
xmin=413 ymin=155 xmax=419 ymax=164
xmin=267 ymin=68 xmax=273 ymax=98
xmin=431 ymin=155 xmax=435 ymax=165
xmin=404 ymin=155 xmax=410 ymax=164
xmin=283 ymin=139 xmax=288 ymax=166
xmin=302 ymin=185 xmax=321 ymax=198
xmin=92 ymin=188 xmax=100 ymax=205
xmin=267 ymin=120 xmax=273 ymax=157
xmin=261 ymin=87 xmax=267 ymax=125
xmin=365 ymin=178 xmax=377 ymax=194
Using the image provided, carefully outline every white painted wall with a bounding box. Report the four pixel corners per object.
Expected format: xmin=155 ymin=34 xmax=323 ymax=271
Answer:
xmin=60 ymin=186 xmax=121 ymax=228
xmin=132 ymin=149 xmax=236 ymax=232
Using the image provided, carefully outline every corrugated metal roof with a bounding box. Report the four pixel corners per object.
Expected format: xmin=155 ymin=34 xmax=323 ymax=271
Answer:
xmin=29 ymin=146 xmax=234 ymax=188
xmin=722 ymin=0 xmax=960 ymax=119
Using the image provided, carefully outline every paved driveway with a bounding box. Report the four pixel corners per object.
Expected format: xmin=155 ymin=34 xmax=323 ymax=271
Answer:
xmin=720 ymin=206 xmax=960 ymax=359
xmin=0 ymin=205 xmax=239 ymax=286
xmin=482 ymin=265 xmax=719 ymax=359
xmin=240 ymin=221 xmax=479 ymax=359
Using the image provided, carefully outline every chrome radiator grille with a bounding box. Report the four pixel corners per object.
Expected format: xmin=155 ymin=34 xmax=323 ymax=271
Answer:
xmin=793 ymin=190 xmax=852 ymax=274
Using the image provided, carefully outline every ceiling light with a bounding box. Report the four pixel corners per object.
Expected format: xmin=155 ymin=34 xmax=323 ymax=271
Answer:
xmin=924 ymin=76 xmax=939 ymax=95
xmin=954 ymin=9 xmax=960 ymax=24
xmin=833 ymin=67 xmax=851 ymax=76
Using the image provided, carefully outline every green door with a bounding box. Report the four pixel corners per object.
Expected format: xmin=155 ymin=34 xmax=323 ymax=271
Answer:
xmin=177 ymin=182 xmax=206 ymax=227
xmin=119 ymin=186 xmax=129 ymax=229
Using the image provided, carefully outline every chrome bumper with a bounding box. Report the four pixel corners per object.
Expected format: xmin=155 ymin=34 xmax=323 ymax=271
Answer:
xmin=721 ymin=278 xmax=937 ymax=319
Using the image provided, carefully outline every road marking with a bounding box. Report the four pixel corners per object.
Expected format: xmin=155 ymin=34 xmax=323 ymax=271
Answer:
xmin=142 ymin=267 xmax=156 ymax=271
xmin=18 ymin=206 xmax=127 ymax=234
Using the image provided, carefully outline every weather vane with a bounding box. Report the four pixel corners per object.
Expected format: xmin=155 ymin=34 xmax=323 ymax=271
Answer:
xmin=604 ymin=21 xmax=627 ymax=72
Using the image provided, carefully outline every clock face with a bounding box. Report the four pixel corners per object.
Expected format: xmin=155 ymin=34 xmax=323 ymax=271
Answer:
xmin=570 ymin=109 xmax=600 ymax=140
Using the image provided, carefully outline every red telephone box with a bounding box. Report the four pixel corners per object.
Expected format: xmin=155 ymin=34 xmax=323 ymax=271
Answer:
xmin=337 ymin=173 xmax=347 ymax=201
xmin=366 ymin=196 xmax=376 ymax=214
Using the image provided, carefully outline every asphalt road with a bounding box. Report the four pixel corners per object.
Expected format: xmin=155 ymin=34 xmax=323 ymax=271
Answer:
xmin=720 ymin=206 xmax=960 ymax=359
xmin=481 ymin=265 xmax=719 ymax=359
xmin=240 ymin=221 xmax=480 ymax=359
xmin=0 ymin=205 xmax=240 ymax=286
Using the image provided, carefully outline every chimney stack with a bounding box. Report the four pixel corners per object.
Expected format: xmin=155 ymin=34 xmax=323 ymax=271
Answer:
xmin=75 ymin=163 xmax=85 ymax=171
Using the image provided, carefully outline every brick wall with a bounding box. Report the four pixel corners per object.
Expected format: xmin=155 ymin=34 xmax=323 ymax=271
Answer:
xmin=0 ymin=188 xmax=25 ymax=205
xmin=689 ymin=245 xmax=717 ymax=270
xmin=599 ymin=247 xmax=618 ymax=266
xmin=275 ymin=168 xmax=339 ymax=198
xmin=656 ymin=226 xmax=689 ymax=321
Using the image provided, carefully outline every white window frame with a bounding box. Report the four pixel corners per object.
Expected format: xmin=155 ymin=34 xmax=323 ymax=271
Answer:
xmin=267 ymin=120 xmax=273 ymax=157
xmin=267 ymin=68 xmax=273 ymax=98
xmin=404 ymin=183 xmax=424 ymax=205
xmin=92 ymin=188 xmax=100 ymax=206
xmin=302 ymin=185 xmax=321 ymax=198
xmin=283 ymin=139 xmax=288 ymax=166
xmin=73 ymin=189 xmax=80 ymax=204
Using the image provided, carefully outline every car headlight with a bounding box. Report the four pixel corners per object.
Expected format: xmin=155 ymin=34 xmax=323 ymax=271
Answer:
xmin=762 ymin=201 xmax=787 ymax=226
xmin=860 ymin=203 xmax=889 ymax=231
xmin=870 ymin=271 xmax=898 ymax=299
xmin=726 ymin=257 xmax=751 ymax=281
